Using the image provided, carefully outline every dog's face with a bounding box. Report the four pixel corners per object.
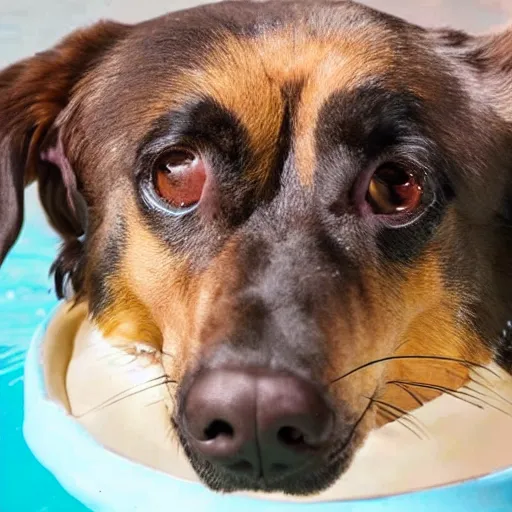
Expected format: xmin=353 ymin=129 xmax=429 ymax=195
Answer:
xmin=1 ymin=0 xmax=512 ymax=496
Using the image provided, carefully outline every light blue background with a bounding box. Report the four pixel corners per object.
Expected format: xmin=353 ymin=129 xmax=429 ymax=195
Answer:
xmin=0 ymin=188 xmax=89 ymax=511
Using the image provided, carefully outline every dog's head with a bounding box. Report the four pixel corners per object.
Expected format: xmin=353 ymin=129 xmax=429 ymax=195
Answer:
xmin=1 ymin=0 xmax=512 ymax=496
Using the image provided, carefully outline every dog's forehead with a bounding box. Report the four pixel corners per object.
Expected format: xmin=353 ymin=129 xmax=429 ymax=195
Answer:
xmin=72 ymin=1 xmax=458 ymax=187
xmin=87 ymin=3 xmax=432 ymax=109
xmin=123 ymin=1 xmax=424 ymax=106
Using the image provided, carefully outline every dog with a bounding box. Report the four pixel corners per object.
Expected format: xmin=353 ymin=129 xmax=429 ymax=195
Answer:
xmin=1 ymin=0 xmax=512 ymax=497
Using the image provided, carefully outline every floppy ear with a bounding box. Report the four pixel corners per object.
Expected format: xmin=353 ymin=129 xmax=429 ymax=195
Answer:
xmin=0 ymin=20 xmax=130 ymax=278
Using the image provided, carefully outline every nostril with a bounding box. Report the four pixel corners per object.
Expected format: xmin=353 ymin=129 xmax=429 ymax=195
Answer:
xmin=278 ymin=426 xmax=306 ymax=447
xmin=204 ymin=419 xmax=235 ymax=441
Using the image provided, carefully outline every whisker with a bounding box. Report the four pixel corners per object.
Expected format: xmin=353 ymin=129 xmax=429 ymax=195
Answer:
xmin=96 ymin=347 xmax=176 ymax=364
xmin=462 ymin=382 xmax=509 ymax=405
xmin=460 ymin=389 xmax=512 ymax=418
xmin=389 ymin=381 xmax=425 ymax=407
xmin=333 ymin=393 xmax=376 ymax=459
xmin=75 ymin=376 xmax=178 ymax=418
xmin=365 ymin=396 xmax=430 ymax=438
xmin=390 ymin=380 xmax=484 ymax=410
xmin=392 ymin=380 xmax=512 ymax=418
xmin=443 ymin=365 xmax=500 ymax=393
xmin=95 ymin=351 xmax=123 ymax=362
xmin=330 ymin=355 xmax=499 ymax=385
xmin=144 ymin=398 xmax=165 ymax=408
xmin=95 ymin=352 xmax=139 ymax=367
xmin=392 ymin=339 xmax=412 ymax=353
xmin=357 ymin=394 xmax=375 ymax=426
xmin=375 ymin=406 xmax=424 ymax=440
xmin=441 ymin=367 xmax=512 ymax=409
xmin=96 ymin=374 xmax=170 ymax=404
xmin=375 ymin=407 xmax=400 ymax=422
xmin=468 ymin=375 xmax=512 ymax=408
xmin=465 ymin=367 xmax=495 ymax=387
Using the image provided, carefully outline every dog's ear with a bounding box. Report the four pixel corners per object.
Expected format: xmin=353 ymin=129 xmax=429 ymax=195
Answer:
xmin=473 ymin=27 xmax=512 ymax=224
xmin=467 ymin=27 xmax=512 ymax=123
xmin=471 ymin=28 xmax=512 ymax=220
xmin=433 ymin=26 xmax=512 ymax=118
xmin=0 ymin=21 xmax=130 ymax=275
xmin=434 ymin=26 xmax=512 ymax=219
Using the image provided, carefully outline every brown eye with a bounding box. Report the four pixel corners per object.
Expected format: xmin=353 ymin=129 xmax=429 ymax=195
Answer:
xmin=154 ymin=150 xmax=206 ymax=211
xmin=366 ymin=165 xmax=422 ymax=215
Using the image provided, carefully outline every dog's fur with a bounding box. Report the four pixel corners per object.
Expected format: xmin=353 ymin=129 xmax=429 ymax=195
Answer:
xmin=1 ymin=0 xmax=512 ymax=495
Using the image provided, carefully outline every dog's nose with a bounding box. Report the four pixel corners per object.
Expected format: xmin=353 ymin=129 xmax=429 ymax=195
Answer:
xmin=183 ymin=369 xmax=333 ymax=480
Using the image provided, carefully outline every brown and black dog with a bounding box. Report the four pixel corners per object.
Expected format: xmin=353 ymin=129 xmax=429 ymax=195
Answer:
xmin=1 ymin=0 xmax=512 ymax=496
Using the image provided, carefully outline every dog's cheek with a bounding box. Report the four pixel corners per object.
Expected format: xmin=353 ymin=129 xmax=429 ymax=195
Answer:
xmin=321 ymin=246 xmax=491 ymax=426
xmin=92 ymin=211 xmax=198 ymax=370
xmin=379 ymin=250 xmax=492 ymax=416
xmin=319 ymin=265 xmax=406 ymax=412
xmin=90 ymin=209 xmax=250 ymax=385
xmin=312 ymin=267 xmax=404 ymax=452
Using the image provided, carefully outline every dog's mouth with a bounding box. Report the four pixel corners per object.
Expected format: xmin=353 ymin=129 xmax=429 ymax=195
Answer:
xmin=167 ymin=362 xmax=376 ymax=496
xmin=173 ymin=417 xmax=364 ymax=495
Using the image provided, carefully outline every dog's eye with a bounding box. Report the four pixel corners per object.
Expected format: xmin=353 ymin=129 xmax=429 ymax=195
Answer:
xmin=153 ymin=150 xmax=206 ymax=212
xmin=366 ymin=165 xmax=422 ymax=215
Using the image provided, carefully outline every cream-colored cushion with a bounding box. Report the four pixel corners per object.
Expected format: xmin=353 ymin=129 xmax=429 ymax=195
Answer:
xmin=42 ymin=303 xmax=512 ymax=502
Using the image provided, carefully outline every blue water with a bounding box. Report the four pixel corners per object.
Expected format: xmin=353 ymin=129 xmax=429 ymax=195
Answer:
xmin=0 ymin=187 xmax=88 ymax=512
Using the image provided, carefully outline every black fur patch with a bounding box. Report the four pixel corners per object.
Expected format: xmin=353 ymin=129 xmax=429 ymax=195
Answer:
xmin=88 ymin=215 xmax=125 ymax=319
xmin=134 ymin=98 xmax=258 ymax=269
xmin=314 ymin=85 xmax=452 ymax=264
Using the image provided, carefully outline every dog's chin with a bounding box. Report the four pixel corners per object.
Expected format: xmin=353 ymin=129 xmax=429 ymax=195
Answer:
xmin=191 ymin=456 xmax=350 ymax=496
xmin=176 ymin=429 xmax=357 ymax=496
